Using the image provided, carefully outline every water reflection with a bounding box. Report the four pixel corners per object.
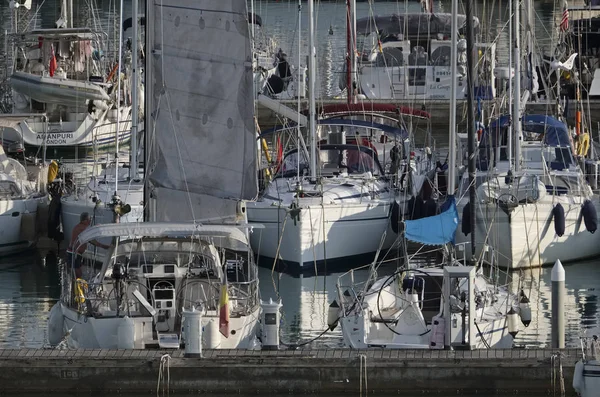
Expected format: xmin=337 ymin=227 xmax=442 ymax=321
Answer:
xmin=0 ymin=250 xmax=60 ymax=348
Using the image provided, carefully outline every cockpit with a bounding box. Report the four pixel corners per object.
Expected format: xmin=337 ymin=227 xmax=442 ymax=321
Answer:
xmin=276 ymin=144 xmax=384 ymax=178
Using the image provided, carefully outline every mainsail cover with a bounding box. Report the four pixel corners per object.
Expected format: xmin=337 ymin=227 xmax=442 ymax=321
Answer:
xmin=404 ymin=196 xmax=459 ymax=245
xmin=147 ymin=1 xmax=257 ymax=222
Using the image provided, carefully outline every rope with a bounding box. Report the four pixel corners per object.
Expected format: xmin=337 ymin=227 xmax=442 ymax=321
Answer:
xmin=157 ymin=353 xmax=171 ymax=397
xmin=551 ymin=353 xmax=566 ymax=397
xmin=359 ymin=353 xmax=368 ymax=397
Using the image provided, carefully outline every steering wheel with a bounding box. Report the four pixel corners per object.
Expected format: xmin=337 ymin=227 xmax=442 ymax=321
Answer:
xmin=176 ymin=280 xmax=222 ymax=316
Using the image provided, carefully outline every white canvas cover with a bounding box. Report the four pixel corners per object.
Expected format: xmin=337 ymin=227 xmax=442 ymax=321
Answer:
xmin=147 ymin=1 xmax=257 ymax=222
xmin=75 ymin=222 xmax=263 ymax=252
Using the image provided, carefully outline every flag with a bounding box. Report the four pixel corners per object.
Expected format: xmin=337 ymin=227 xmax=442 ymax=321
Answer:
xmin=218 ymin=271 xmax=230 ymax=338
xmin=560 ymin=1 xmax=569 ymax=32
xmin=49 ymin=46 xmax=57 ymax=77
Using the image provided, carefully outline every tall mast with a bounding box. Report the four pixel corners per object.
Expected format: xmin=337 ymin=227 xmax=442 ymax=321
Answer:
xmin=465 ymin=0 xmax=477 ymax=261
xmin=143 ymin=0 xmax=153 ymax=222
xmin=345 ymin=0 xmax=355 ymax=104
xmin=447 ymin=0 xmax=458 ymax=195
xmin=507 ymin=0 xmax=513 ymax=172
xmin=513 ymin=0 xmax=522 ymax=173
xmin=308 ymin=0 xmax=317 ymax=180
xmin=114 ymin=0 xmax=124 ymax=195
xmin=129 ymin=0 xmax=139 ymax=181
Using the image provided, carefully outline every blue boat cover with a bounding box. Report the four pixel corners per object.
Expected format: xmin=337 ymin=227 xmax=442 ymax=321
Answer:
xmin=488 ymin=114 xmax=570 ymax=147
xmin=404 ymin=196 xmax=459 ymax=246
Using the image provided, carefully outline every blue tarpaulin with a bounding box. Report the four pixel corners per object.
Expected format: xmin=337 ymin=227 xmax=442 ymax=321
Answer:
xmin=404 ymin=196 xmax=459 ymax=246
xmin=488 ymin=114 xmax=571 ymax=147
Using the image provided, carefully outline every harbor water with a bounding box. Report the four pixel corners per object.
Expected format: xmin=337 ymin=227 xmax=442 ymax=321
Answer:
xmin=0 ymin=0 xmax=598 ymax=361
xmin=0 ymin=248 xmax=598 ymax=350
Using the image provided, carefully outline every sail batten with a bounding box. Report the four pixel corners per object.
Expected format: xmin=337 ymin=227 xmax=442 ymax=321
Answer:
xmin=147 ymin=0 xmax=257 ymax=222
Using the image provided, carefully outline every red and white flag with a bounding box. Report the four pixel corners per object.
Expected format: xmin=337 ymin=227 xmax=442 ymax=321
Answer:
xmin=560 ymin=1 xmax=570 ymax=32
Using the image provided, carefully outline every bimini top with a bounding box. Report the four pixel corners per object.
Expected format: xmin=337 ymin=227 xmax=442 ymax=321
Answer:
xmin=75 ymin=222 xmax=263 ymax=252
xmin=258 ymin=117 xmax=408 ymax=140
xmin=404 ymin=196 xmax=459 ymax=246
xmin=488 ymin=114 xmax=571 ymax=147
xmin=356 ymin=13 xmax=480 ymax=38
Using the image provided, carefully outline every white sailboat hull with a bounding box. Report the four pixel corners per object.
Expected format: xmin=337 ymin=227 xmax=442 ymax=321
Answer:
xmin=574 ymin=360 xmax=600 ymax=397
xmin=248 ymin=200 xmax=395 ymax=268
xmin=0 ymin=196 xmax=45 ymax=254
xmin=59 ymin=302 xmax=261 ymax=349
xmin=3 ymin=108 xmax=133 ymax=148
xmin=340 ymin=315 xmax=512 ymax=349
xmin=455 ymin=198 xmax=600 ymax=269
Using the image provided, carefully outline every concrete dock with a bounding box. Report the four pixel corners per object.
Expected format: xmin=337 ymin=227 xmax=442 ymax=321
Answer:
xmin=0 ymin=348 xmax=581 ymax=394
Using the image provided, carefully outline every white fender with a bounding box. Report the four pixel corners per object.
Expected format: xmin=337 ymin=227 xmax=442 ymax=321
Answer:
xmin=47 ymin=302 xmax=65 ymax=346
xmin=573 ymin=360 xmax=585 ymax=395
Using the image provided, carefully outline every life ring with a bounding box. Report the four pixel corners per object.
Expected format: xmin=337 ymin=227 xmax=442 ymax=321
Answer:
xmin=577 ymin=133 xmax=590 ymax=157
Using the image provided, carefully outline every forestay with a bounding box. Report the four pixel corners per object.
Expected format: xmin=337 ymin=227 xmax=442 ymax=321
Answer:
xmin=146 ymin=1 xmax=257 ymax=222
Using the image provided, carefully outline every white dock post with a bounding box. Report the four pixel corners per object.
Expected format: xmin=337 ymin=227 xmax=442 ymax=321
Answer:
xmin=551 ymin=259 xmax=565 ymax=349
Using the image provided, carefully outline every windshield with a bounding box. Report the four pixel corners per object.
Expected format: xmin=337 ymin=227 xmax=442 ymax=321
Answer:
xmin=277 ymin=145 xmax=382 ymax=178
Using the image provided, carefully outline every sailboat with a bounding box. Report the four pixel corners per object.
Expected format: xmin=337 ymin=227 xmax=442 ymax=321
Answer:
xmin=60 ymin=0 xmax=145 ymax=262
xmin=573 ymin=336 xmax=600 ymax=397
xmin=3 ymin=0 xmax=134 ymax=148
xmin=454 ymin=0 xmax=600 ymax=269
xmin=334 ymin=204 xmax=518 ymax=350
xmin=247 ymin=0 xmax=436 ymax=271
xmin=0 ymin=144 xmax=48 ymax=255
xmin=338 ymin=1 xmax=497 ymax=101
xmin=334 ymin=0 xmax=522 ymax=351
xmin=46 ymin=0 xmax=262 ymax=350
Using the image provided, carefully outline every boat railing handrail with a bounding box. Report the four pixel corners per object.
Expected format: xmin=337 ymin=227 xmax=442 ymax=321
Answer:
xmin=580 ymin=336 xmax=600 ymax=362
xmin=64 ymin=273 xmax=259 ymax=316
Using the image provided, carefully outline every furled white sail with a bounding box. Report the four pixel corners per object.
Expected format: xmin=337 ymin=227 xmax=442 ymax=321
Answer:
xmin=146 ymin=1 xmax=257 ymax=222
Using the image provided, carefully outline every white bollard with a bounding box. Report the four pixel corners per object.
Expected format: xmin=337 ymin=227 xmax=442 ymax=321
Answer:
xmin=260 ymin=298 xmax=283 ymax=350
xmin=183 ymin=307 xmax=203 ymax=357
xmin=551 ymin=259 xmax=565 ymax=349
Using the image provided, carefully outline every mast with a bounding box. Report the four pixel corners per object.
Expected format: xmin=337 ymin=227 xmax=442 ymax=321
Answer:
xmin=143 ymin=0 xmax=153 ymax=222
xmin=129 ymin=0 xmax=139 ymax=181
xmin=513 ymin=0 xmax=522 ymax=173
xmin=465 ymin=0 xmax=477 ymax=261
xmin=447 ymin=0 xmax=458 ymax=195
xmin=507 ymin=0 xmax=513 ymax=172
xmin=308 ymin=0 xmax=317 ymax=180
xmin=346 ymin=0 xmax=356 ymax=104
xmin=346 ymin=0 xmax=352 ymax=104
xmin=114 ymin=0 xmax=124 ymax=195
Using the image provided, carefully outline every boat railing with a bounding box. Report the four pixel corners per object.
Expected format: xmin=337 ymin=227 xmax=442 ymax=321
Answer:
xmin=580 ymin=336 xmax=600 ymax=362
xmin=454 ymin=242 xmax=511 ymax=286
xmin=336 ymin=263 xmax=376 ymax=315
